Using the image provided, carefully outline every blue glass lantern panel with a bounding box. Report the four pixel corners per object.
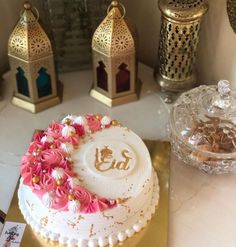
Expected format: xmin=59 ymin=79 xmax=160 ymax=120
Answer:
xmin=116 ymin=63 xmax=130 ymax=93
xmin=36 ymin=67 xmax=52 ymax=98
xmin=16 ymin=67 xmax=30 ymax=97
xmin=96 ymin=61 xmax=108 ymax=91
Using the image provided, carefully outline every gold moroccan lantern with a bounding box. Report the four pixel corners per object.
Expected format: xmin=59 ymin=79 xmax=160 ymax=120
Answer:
xmin=8 ymin=2 xmax=60 ymax=113
xmin=156 ymin=0 xmax=208 ymax=102
xmin=90 ymin=0 xmax=137 ymax=107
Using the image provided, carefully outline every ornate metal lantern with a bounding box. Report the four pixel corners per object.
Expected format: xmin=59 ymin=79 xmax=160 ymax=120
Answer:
xmin=156 ymin=0 xmax=208 ymax=102
xmin=90 ymin=0 xmax=137 ymax=107
xmin=8 ymin=2 xmax=60 ymax=113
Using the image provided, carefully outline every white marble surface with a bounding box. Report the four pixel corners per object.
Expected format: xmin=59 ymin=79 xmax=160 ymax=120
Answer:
xmin=0 ymin=64 xmax=236 ymax=247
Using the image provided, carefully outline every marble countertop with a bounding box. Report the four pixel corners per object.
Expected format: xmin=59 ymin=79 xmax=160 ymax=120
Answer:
xmin=0 ymin=63 xmax=236 ymax=247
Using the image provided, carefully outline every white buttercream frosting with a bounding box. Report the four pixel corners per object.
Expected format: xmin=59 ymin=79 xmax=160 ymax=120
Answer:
xmin=67 ymin=177 xmax=80 ymax=188
xmin=125 ymin=228 xmax=135 ymax=237
xmin=60 ymin=142 xmax=74 ymax=154
xmin=68 ymin=200 xmax=80 ymax=213
xmin=98 ymin=237 xmax=108 ymax=247
xmin=51 ymin=167 xmax=64 ymax=180
xmin=41 ymin=135 xmax=54 ymax=144
xmin=61 ymin=115 xmax=77 ymax=124
xmin=88 ymin=239 xmax=98 ymax=247
xmin=74 ymin=116 xmax=87 ymax=126
xmin=108 ymin=235 xmax=117 ymax=246
xmin=101 ymin=116 xmax=111 ymax=126
xmin=42 ymin=192 xmax=54 ymax=208
xmin=62 ymin=125 xmax=76 ymax=137
xmin=117 ymin=232 xmax=127 ymax=242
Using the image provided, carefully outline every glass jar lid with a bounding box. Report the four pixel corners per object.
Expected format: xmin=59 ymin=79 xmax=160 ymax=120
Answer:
xmin=170 ymin=80 xmax=236 ymax=156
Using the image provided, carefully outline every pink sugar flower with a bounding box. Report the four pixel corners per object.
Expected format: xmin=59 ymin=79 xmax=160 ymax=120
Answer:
xmin=32 ymin=174 xmax=56 ymax=196
xmin=52 ymin=187 xmax=69 ymax=210
xmin=40 ymin=149 xmax=65 ymax=166
xmin=45 ymin=121 xmax=63 ymax=139
xmin=85 ymin=115 xmax=101 ymax=132
xmin=62 ymin=135 xmax=80 ymax=147
xmin=74 ymin=187 xmax=93 ymax=207
xmin=73 ymin=124 xmax=85 ymax=136
xmin=33 ymin=131 xmax=44 ymax=142
xmin=28 ymin=141 xmax=44 ymax=154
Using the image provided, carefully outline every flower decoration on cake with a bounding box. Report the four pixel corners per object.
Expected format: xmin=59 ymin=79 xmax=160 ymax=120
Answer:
xmin=21 ymin=114 xmax=118 ymax=214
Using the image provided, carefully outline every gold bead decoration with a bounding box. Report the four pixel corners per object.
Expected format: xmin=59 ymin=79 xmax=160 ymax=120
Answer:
xmin=115 ymin=198 xmax=122 ymax=204
xmin=95 ymin=114 xmax=102 ymax=120
xmin=56 ymin=178 xmax=64 ymax=186
xmin=68 ymin=194 xmax=76 ymax=201
xmin=50 ymin=144 xmax=56 ymax=149
xmin=111 ymin=120 xmax=118 ymax=126
xmin=32 ymin=176 xmax=40 ymax=183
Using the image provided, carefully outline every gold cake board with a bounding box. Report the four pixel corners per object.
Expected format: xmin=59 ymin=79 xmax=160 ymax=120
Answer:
xmin=4 ymin=140 xmax=170 ymax=247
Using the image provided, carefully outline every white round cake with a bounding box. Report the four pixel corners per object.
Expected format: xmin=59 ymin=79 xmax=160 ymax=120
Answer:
xmin=18 ymin=114 xmax=159 ymax=247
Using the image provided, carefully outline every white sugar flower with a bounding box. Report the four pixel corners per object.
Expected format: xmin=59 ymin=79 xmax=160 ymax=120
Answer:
xmin=74 ymin=116 xmax=87 ymax=126
xmin=67 ymin=177 xmax=80 ymax=188
xmin=101 ymin=116 xmax=111 ymax=126
xmin=51 ymin=167 xmax=64 ymax=180
xmin=41 ymin=135 xmax=54 ymax=144
xmin=61 ymin=115 xmax=77 ymax=124
xmin=61 ymin=125 xmax=76 ymax=137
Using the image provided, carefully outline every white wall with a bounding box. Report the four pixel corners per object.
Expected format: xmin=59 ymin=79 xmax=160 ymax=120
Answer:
xmin=197 ymin=0 xmax=236 ymax=88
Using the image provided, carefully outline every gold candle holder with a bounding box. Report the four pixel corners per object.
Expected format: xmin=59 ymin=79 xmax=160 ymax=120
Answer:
xmin=90 ymin=0 xmax=137 ymax=107
xmin=8 ymin=1 xmax=61 ymax=113
xmin=156 ymin=0 xmax=208 ymax=102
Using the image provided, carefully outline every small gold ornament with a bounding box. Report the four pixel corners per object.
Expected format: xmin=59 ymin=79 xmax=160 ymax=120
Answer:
xmin=111 ymin=120 xmax=118 ymax=126
xmin=56 ymin=178 xmax=64 ymax=186
xmin=8 ymin=1 xmax=61 ymax=113
xmin=95 ymin=114 xmax=102 ymax=120
xmin=50 ymin=144 xmax=56 ymax=149
xmin=90 ymin=0 xmax=137 ymax=107
xmin=115 ymin=198 xmax=122 ymax=204
xmin=32 ymin=176 xmax=40 ymax=183
xmin=68 ymin=194 xmax=76 ymax=201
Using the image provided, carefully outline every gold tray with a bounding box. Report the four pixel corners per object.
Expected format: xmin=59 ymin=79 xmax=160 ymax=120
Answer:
xmin=5 ymin=140 xmax=170 ymax=247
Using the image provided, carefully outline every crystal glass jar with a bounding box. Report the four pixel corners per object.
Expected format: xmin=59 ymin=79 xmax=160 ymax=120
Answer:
xmin=170 ymin=80 xmax=236 ymax=174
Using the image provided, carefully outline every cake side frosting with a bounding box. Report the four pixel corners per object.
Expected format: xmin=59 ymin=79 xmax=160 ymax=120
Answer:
xmin=18 ymin=171 xmax=159 ymax=247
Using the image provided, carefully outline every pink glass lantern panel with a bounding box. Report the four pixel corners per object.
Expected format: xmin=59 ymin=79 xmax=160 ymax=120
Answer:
xmin=97 ymin=61 xmax=108 ymax=91
xmin=116 ymin=63 xmax=130 ymax=93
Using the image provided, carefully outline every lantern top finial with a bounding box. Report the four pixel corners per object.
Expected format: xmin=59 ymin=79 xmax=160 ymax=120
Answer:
xmin=8 ymin=1 xmax=52 ymax=62
xmin=92 ymin=1 xmax=135 ymax=57
xmin=111 ymin=1 xmax=119 ymax=7
xmin=23 ymin=1 xmax=32 ymax=10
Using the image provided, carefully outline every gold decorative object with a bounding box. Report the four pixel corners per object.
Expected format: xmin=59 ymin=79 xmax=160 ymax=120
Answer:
xmin=156 ymin=0 xmax=208 ymax=102
xmin=90 ymin=0 xmax=137 ymax=107
xmin=8 ymin=1 xmax=61 ymax=113
xmin=227 ymin=0 xmax=236 ymax=33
